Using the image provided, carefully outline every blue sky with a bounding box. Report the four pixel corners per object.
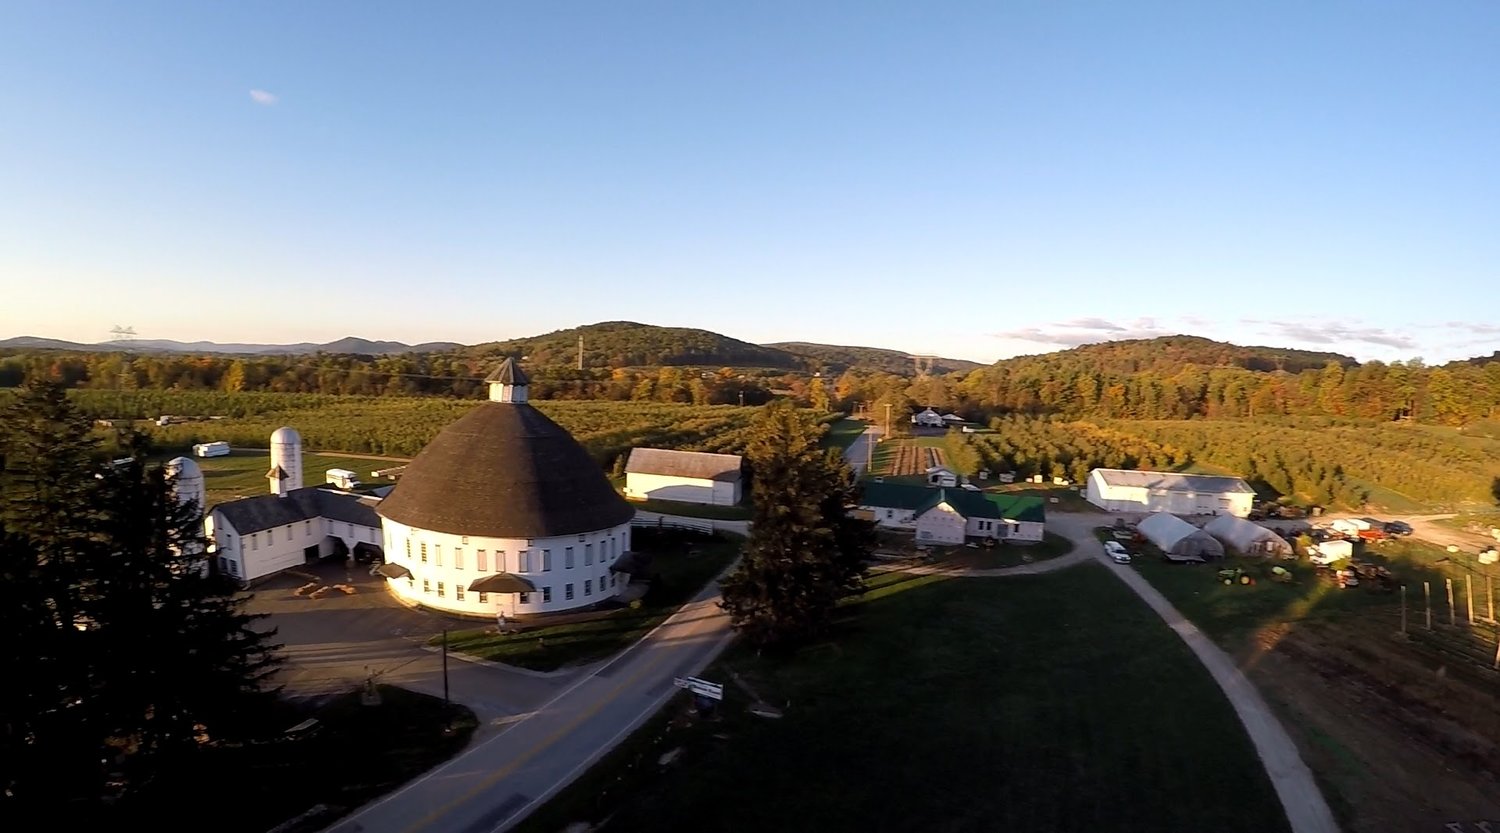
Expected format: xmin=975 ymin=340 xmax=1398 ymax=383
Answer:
xmin=2 ymin=2 xmax=1498 ymax=363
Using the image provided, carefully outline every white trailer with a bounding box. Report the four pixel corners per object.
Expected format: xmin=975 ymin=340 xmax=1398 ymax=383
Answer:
xmin=192 ymin=441 xmax=230 ymax=458
xmin=1311 ymin=539 xmax=1354 ymax=564
xmin=326 ymin=468 xmax=360 ymax=490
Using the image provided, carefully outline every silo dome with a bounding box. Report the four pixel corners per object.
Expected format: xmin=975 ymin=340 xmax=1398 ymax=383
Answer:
xmin=270 ymin=426 xmax=301 ymax=444
xmin=165 ymin=456 xmax=206 ymax=512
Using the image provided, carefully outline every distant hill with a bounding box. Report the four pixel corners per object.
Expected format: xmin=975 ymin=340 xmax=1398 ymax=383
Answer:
xmin=766 ymin=342 xmax=983 ymax=375
xmin=995 ymin=335 xmax=1357 ymax=376
xmin=0 ymin=335 xmax=461 ymax=356
xmin=465 ymin=321 xmax=805 ymax=369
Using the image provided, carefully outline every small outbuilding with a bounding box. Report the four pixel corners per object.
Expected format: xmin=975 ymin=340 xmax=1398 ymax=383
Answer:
xmin=1203 ymin=515 xmax=1292 ymax=557
xmin=926 ymin=465 xmax=958 ymax=488
xmin=911 ymin=408 xmax=945 ymax=428
xmin=1138 ymin=514 xmax=1224 ymax=560
xmin=623 ymin=448 xmax=743 ymax=506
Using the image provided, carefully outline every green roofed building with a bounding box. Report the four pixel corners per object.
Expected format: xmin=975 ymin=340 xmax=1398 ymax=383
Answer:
xmin=857 ymin=482 xmax=1045 ymax=545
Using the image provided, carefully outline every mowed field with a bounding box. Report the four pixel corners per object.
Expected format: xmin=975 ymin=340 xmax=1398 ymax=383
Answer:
xmin=157 ymin=448 xmax=410 ymax=508
xmin=517 ymin=565 xmax=1290 ymax=833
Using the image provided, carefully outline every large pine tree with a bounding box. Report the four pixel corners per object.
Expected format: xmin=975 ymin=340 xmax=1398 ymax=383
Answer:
xmin=720 ymin=401 xmax=873 ymax=647
xmin=0 ymin=379 xmax=281 ymax=808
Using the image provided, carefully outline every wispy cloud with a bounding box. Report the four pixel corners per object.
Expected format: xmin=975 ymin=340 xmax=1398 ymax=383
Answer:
xmin=1267 ymin=322 xmax=1415 ymax=350
xmin=249 ymin=89 xmax=278 ymax=106
xmin=993 ymin=317 xmax=1172 ymax=347
xmin=1440 ymin=321 xmax=1500 ymax=336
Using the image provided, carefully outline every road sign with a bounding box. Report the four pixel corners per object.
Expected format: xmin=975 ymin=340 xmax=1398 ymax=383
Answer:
xmin=673 ymin=676 xmax=724 ymax=701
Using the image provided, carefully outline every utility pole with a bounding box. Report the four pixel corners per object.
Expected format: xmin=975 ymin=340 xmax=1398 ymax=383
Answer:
xmin=738 ymin=390 xmax=745 ymax=407
xmin=884 ymin=403 xmax=893 ymax=440
xmin=578 ymin=335 xmax=585 ymax=371
xmin=441 ymin=628 xmax=450 ymax=705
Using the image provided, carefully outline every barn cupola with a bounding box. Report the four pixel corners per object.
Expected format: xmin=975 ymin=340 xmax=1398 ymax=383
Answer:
xmin=486 ymin=358 xmax=530 ymax=404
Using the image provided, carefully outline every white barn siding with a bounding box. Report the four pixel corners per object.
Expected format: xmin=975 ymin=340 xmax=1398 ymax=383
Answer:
xmin=915 ymin=503 xmax=966 ymax=544
xmin=380 ymin=518 xmax=633 ymax=617
xmin=1086 ymin=469 xmax=1254 ymax=517
xmin=624 ymin=472 xmax=739 ymax=506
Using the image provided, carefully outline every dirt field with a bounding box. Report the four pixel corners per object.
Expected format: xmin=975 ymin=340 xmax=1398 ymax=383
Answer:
xmin=884 ymin=443 xmax=946 ymax=477
xmin=1244 ymin=618 xmax=1500 ymax=833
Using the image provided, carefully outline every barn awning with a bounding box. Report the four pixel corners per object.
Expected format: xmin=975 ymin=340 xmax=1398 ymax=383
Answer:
xmin=467 ymin=573 xmax=536 ymax=594
xmin=374 ymin=562 xmax=412 ymax=579
xmin=609 ymin=551 xmax=648 ymax=574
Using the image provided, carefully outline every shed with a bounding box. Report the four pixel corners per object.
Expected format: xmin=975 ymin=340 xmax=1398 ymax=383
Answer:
xmin=1138 ymin=514 xmax=1225 ymax=560
xmin=1203 ymin=515 xmax=1292 ymax=557
xmin=926 ymin=466 xmax=958 ymax=488
xmin=623 ymin=448 xmax=743 ymax=506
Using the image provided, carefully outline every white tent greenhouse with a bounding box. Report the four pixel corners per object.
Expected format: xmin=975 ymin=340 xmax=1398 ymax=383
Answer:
xmin=1203 ymin=515 xmax=1292 ymax=557
xmin=1138 ymin=513 xmax=1224 ymax=560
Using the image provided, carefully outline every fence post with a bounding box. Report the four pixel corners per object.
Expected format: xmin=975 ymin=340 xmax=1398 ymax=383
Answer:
xmin=1489 ymin=575 xmax=1496 ymax=624
xmin=1399 ymin=585 xmax=1407 ymax=635
xmin=1446 ymin=579 xmax=1456 ymax=626
xmin=1424 ymin=581 xmax=1432 ymax=629
xmin=1466 ymin=575 xmax=1475 ymax=624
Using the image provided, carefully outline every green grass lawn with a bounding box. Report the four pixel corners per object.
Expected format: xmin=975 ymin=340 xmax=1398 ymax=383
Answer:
xmin=624 ymin=497 xmax=753 ymax=521
xmin=820 ymin=418 xmax=867 ymax=452
xmin=103 ymin=685 xmax=475 ymax=833
xmin=1128 ymin=536 xmax=1500 ymax=649
xmin=155 ymin=448 xmax=410 ymax=508
xmin=439 ymin=530 xmax=739 ymax=671
xmin=516 ymin=564 xmax=1290 ymax=833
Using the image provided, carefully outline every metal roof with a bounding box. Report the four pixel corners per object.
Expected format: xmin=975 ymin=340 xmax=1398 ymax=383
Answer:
xmin=625 ymin=448 xmax=743 ymax=482
xmin=859 ymin=482 xmax=1046 ymax=523
xmin=1092 ymin=468 xmax=1254 ymax=494
xmin=212 ymin=487 xmax=383 ymax=535
xmin=484 ymin=357 xmax=530 ymax=385
xmin=467 ymin=573 xmax=537 ymax=594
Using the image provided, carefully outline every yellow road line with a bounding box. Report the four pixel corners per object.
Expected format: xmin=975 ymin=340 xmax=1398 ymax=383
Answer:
xmin=400 ymin=633 xmax=686 ymax=832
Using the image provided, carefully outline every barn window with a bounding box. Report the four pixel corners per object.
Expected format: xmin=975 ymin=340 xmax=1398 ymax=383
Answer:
xmin=519 ymin=592 xmax=530 ymax=604
xmin=477 ymin=549 xmax=488 ymax=571
xmin=455 ymin=586 xmax=465 ymax=601
xmin=420 ymin=542 xmax=427 ymax=563
xmin=286 ymin=526 xmax=292 ymax=542
xmin=519 ymin=550 xmax=531 ymax=572
xmin=434 ymin=545 xmax=442 ymax=567
xmin=462 ymin=536 xmax=469 ymax=544
xmin=543 ymin=549 xmax=553 ymax=571
xmin=305 ymin=521 xmax=311 ymax=535
xmin=454 ymin=547 xmax=464 ymax=569
xmin=437 ymin=582 xmax=445 ymax=598
xmin=478 ymin=592 xmax=488 ymax=603
xmin=405 ymin=538 xmax=412 ymax=558
xmin=585 ymin=544 xmax=593 ymax=566
xmin=584 ymin=580 xmax=592 ymax=596
xmin=423 ymin=579 xmax=430 ymax=593
xmin=565 ymin=547 xmax=575 ymax=569
xmin=565 ymin=584 xmax=574 ymax=601
xmin=542 ymin=586 xmax=552 ymax=603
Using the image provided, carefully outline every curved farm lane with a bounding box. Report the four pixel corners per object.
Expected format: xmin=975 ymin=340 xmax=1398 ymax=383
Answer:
xmin=935 ymin=513 xmax=1338 ymax=833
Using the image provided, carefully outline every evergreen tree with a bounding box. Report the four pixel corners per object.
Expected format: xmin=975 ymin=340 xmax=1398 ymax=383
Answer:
xmin=720 ymin=401 xmax=873 ymax=647
xmin=0 ymin=382 xmax=281 ymax=808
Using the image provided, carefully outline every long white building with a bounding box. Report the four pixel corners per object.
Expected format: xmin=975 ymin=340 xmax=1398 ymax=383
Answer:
xmin=373 ymin=359 xmax=637 ymax=617
xmin=205 ymin=428 xmax=384 ymax=582
xmin=1085 ymin=468 xmax=1255 ymax=517
xmin=623 ymin=448 xmax=743 ymax=506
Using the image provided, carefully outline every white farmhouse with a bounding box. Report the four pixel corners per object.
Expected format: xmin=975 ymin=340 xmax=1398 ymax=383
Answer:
xmin=858 ymin=483 xmax=1045 ymax=544
xmin=623 ymin=448 xmax=743 ymax=506
xmin=1085 ymin=468 xmax=1255 ymax=517
xmin=911 ymin=408 xmax=945 ymax=428
xmin=374 ymin=359 xmax=637 ymax=617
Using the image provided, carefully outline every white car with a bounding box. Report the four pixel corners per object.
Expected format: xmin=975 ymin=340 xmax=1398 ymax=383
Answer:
xmin=1103 ymin=540 xmax=1131 ymax=564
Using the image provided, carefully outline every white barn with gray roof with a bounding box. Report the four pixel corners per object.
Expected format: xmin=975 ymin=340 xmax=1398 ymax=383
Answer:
xmin=1085 ymin=468 xmax=1255 ymax=518
xmin=623 ymin=448 xmax=743 ymax=506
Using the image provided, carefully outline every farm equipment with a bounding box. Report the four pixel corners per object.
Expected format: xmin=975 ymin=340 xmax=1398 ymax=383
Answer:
xmin=1269 ymin=565 xmax=1295 ymax=584
xmin=1218 ymin=568 xmax=1255 ymax=586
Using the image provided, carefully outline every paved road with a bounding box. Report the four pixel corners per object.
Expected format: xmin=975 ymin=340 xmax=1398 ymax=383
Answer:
xmin=1040 ymin=514 xmax=1340 ymax=833
xmin=843 ymin=424 xmax=880 ymax=475
xmin=327 ymin=566 xmax=737 ymax=833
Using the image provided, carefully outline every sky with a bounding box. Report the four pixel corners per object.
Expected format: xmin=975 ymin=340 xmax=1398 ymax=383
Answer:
xmin=2 ymin=1 xmax=1498 ymax=364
